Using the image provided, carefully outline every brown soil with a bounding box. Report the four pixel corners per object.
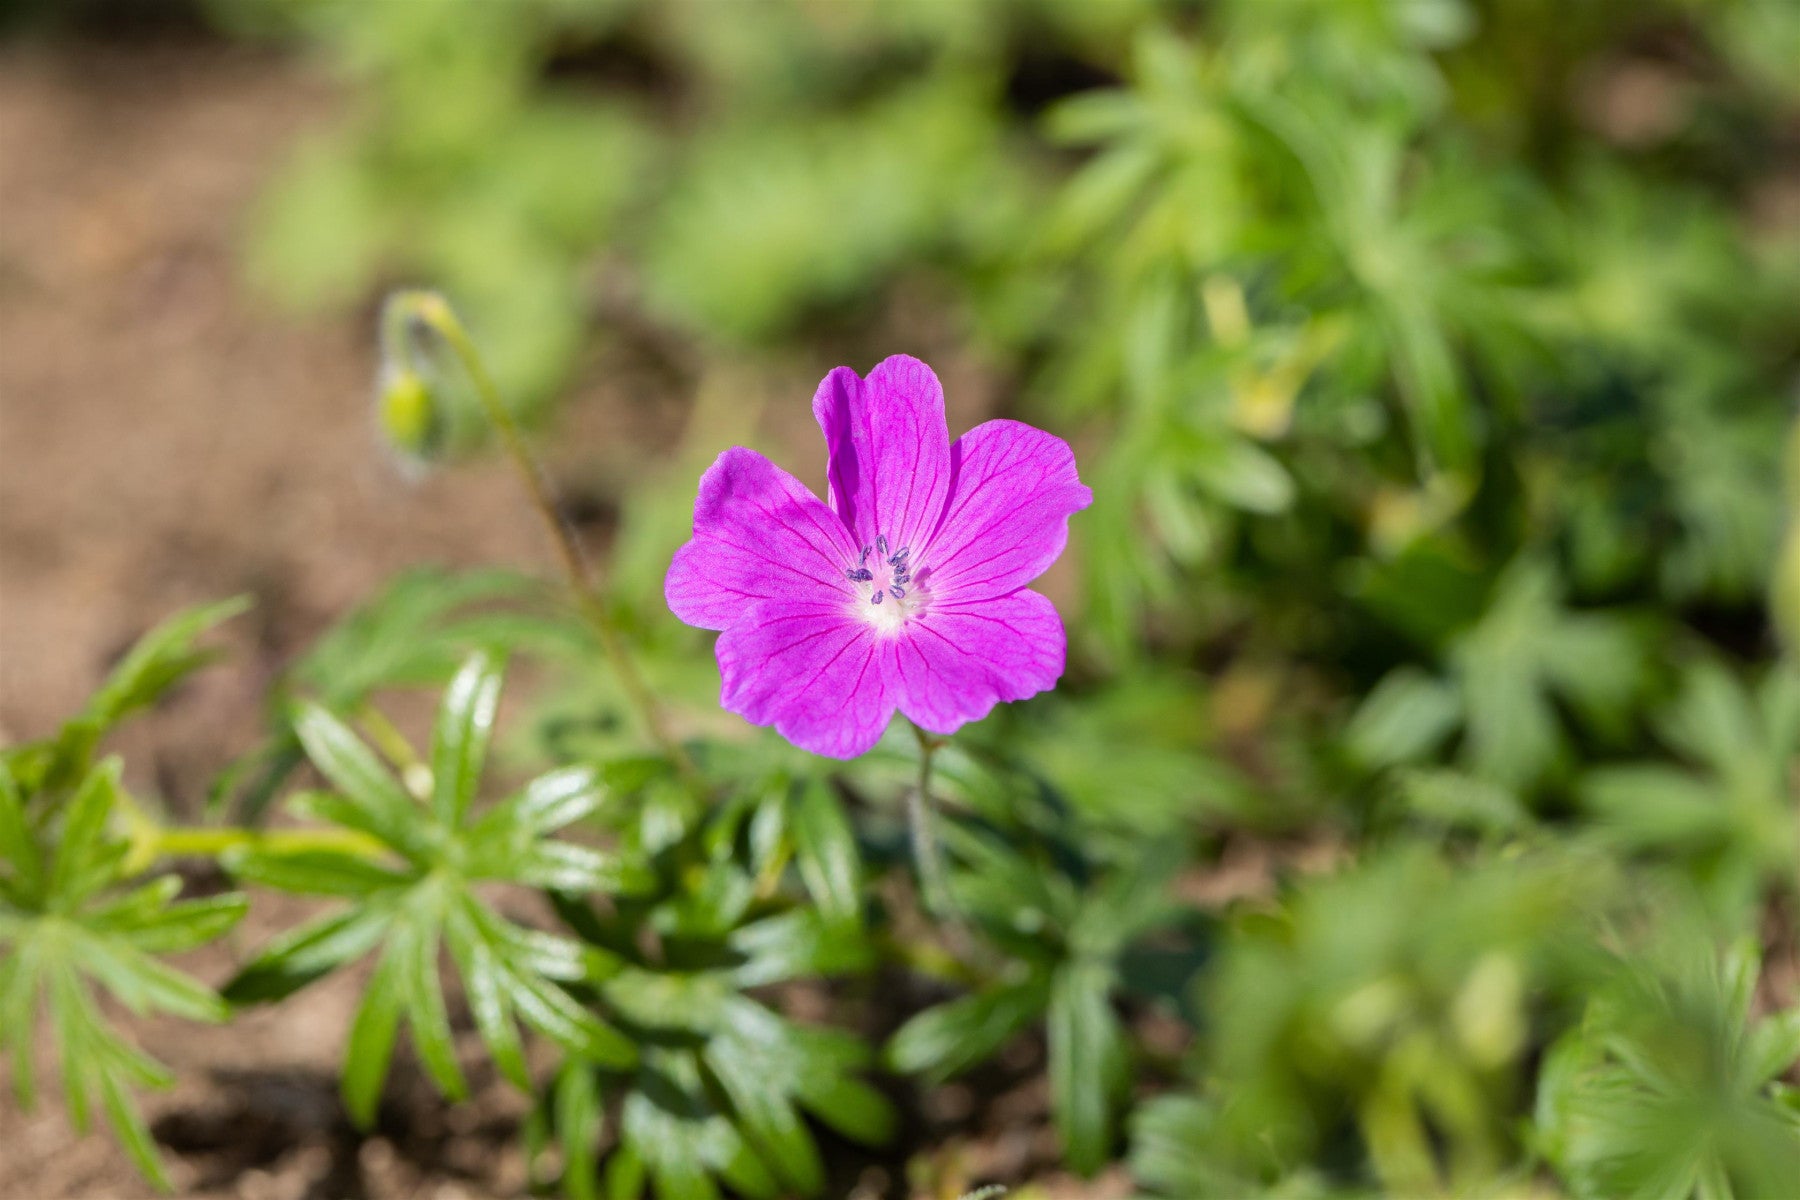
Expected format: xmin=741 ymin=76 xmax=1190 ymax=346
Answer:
xmin=0 ymin=36 xmax=1092 ymax=1200
xmin=0 ymin=40 xmax=547 ymax=780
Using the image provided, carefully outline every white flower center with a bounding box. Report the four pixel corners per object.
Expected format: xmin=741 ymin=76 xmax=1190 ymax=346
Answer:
xmin=843 ymin=534 xmax=927 ymax=635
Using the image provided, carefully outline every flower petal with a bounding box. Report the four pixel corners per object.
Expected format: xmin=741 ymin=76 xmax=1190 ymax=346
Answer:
xmin=894 ymin=589 xmax=1067 ymax=735
xmin=918 ymin=420 xmax=1092 ymax=602
xmin=812 ymin=355 xmax=952 ymax=555
xmin=666 ymin=447 xmax=859 ymax=632
xmin=717 ymin=598 xmax=898 ymax=759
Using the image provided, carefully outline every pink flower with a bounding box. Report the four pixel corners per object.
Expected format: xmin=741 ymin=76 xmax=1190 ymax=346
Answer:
xmin=666 ymin=355 xmax=1092 ymax=759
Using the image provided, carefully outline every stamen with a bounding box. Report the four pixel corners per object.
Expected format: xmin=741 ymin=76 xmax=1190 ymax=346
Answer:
xmin=845 ymin=535 xmax=923 ymax=625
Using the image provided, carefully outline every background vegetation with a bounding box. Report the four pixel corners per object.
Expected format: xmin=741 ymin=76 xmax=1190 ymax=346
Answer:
xmin=3 ymin=0 xmax=1797 ymax=1196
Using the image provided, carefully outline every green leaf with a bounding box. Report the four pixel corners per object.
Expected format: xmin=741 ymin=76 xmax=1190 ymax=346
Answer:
xmin=1666 ymin=658 xmax=1763 ymax=772
xmin=705 ymin=1036 xmax=825 ymax=1196
xmin=1348 ymin=667 xmax=1461 ymax=768
xmin=1071 ymin=843 xmax=1183 ymax=957
xmin=1747 ymin=1008 xmax=1800 ymax=1086
xmin=1130 ymin=1095 xmax=1226 ymax=1196
xmin=78 ymin=937 xmax=228 ymax=1023
xmin=2 ymin=941 xmax=41 ymax=1106
xmin=462 ymin=895 xmax=597 ymax=982
xmin=86 ymin=597 xmax=250 ymax=732
xmin=604 ymin=1141 xmax=647 ymax=1200
xmin=1584 ymin=767 xmax=1726 ymax=848
xmin=1049 ymin=960 xmax=1127 ymax=1174
xmin=511 ymin=969 xmax=636 ymax=1067
xmin=118 ymin=893 xmax=249 ymax=956
xmin=294 ymin=567 xmax=548 ymax=703
xmin=97 ymin=1061 xmax=172 ymax=1192
xmin=792 ymin=1070 xmax=896 ymax=1148
xmin=511 ymin=840 xmax=649 ymax=893
xmin=80 ymin=876 xmax=181 ymax=927
xmin=291 ymin=703 xmax=430 ymax=860
xmin=49 ymin=969 xmax=95 ymax=1132
xmin=447 ymin=914 xmax=530 ymax=1090
xmin=709 ymin=1125 xmax=784 ymax=1200
xmin=342 ymin=948 xmax=406 ymax=1129
xmin=727 ymin=908 xmax=871 ymax=988
xmin=652 ymin=1151 xmax=724 ymax=1200
xmin=555 ymin=1065 xmax=604 ymax=1200
xmin=743 ymin=790 xmax=786 ymax=883
xmin=395 ymin=917 xmax=467 ymax=1101
xmin=790 ymin=780 xmax=860 ymax=927
xmin=1395 ymin=768 xmax=1531 ymax=835
xmin=224 ymin=904 xmax=395 ymax=1005
xmin=0 ymin=759 xmax=41 ymax=901
xmin=887 ymin=978 xmax=1050 ymax=1080
xmin=506 ymin=764 xmax=604 ymax=834
xmin=48 ymin=759 xmax=124 ymax=901
xmin=1187 ymin=433 xmax=1295 ymax=514
xmin=431 ymin=651 xmax=505 ymax=828
xmin=224 ymin=846 xmax=411 ymax=897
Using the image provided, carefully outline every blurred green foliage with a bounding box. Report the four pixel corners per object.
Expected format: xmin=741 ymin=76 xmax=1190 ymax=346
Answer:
xmin=4 ymin=0 xmax=1797 ymax=1194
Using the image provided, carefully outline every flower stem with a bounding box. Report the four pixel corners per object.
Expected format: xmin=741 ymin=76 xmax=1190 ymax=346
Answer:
xmin=387 ymin=290 xmax=696 ymax=783
xmin=150 ymin=826 xmax=386 ymax=861
xmin=908 ymin=722 xmax=952 ymax=918
xmin=119 ymin=790 xmax=386 ymax=876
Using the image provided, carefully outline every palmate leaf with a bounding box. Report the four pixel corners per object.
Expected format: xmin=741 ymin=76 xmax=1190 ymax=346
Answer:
xmin=535 ymin=782 xmax=891 ymax=1200
xmin=1539 ymin=936 xmax=1800 ymax=1200
xmin=560 ymin=968 xmax=891 ymax=1200
xmin=0 ymin=757 xmax=247 ymax=1192
xmin=223 ymin=652 xmax=644 ymax=1126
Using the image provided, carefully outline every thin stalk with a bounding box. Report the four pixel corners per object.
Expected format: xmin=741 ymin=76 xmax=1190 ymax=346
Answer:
xmin=357 ymin=703 xmax=431 ymax=799
xmin=390 ymin=291 xmax=696 ymax=782
xmin=118 ymin=782 xmax=387 ymax=874
xmin=150 ymin=826 xmax=387 ymax=861
xmin=908 ymin=722 xmax=952 ymax=918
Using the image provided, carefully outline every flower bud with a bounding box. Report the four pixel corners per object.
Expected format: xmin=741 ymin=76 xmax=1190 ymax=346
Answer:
xmin=377 ymin=366 xmax=441 ymax=463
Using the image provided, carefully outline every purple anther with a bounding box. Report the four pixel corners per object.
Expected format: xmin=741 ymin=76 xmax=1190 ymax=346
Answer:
xmin=876 ymin=534 xmax=889 ymax=555
xmin=892 ymin=572 xmax=910 ymax=586
xmin=890 ymin=586 xmax=907 ymax=599
xmin=859 ymin=545 xmax=871 ymax=564
xmin=870 ymin=590 xmax=884 ymax=605
xmin=846 ymin=568 xmax=874 ymax=582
